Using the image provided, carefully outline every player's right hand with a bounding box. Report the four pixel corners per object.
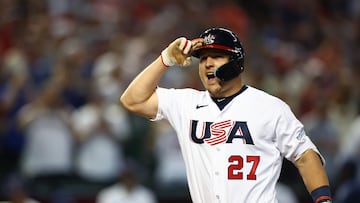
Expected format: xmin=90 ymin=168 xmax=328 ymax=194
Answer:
xmin=161 ymin=37 xmax=203 ymax=67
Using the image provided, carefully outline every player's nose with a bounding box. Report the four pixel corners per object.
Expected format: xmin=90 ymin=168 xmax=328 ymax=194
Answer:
xmin=204 ymin=57 xmax=215 ymax=69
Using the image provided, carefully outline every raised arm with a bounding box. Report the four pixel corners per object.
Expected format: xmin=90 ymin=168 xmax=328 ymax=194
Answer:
xmin=295 ymin=149 xmax=332 ymax=203
xmin=120 ymin=57 xmax=166 ymax=119
xmin=120 ymin=37 xmax=203 ymax=119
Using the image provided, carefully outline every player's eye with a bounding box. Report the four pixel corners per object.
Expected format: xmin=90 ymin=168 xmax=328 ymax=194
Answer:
xmin=199 ymin=56 xmax=208 ymax=62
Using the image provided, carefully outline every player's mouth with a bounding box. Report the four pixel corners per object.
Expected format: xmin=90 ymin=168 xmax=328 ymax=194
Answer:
xmin=206 ymin=72 xmax=218 ymax=85
xmin=207 ymin=73 xmax=215 ymax=79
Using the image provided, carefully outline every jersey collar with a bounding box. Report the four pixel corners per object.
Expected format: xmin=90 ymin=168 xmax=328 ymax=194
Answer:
xmin=211 ymin=85 xmax=248 ymax=110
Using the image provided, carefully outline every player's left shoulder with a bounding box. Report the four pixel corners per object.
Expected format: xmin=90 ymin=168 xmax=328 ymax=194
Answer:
xmin=245 ymin=86 xmax=288 ymax=107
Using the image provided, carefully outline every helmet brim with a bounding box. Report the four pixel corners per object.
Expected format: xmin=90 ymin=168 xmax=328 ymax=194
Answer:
xmin=192 ymin=44 xmax=236 ymax=58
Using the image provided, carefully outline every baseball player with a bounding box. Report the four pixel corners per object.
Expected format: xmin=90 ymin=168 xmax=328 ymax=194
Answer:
xmin=120 ymin=27 xmax=332 ymax=203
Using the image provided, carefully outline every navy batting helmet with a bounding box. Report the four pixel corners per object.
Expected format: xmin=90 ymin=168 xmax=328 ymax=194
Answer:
xmin=192 ymin=28 xmax=245 ymax=81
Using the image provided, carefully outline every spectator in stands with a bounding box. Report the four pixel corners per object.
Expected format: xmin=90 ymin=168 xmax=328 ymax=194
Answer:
xmin=17 ymin=81 xmax=75 ymax=181
xmin=96 ymin=159 xmax=158 ymax=203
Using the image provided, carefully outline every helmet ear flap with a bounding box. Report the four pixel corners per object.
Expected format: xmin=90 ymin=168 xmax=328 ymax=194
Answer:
xmin=214 ymin=54 xmax=244 ymax=81
xmin=233 ymin=53 xmax=244 ymax=73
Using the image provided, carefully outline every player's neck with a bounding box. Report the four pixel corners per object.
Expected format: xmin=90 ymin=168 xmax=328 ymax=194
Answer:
xmin=211 ymin=85 xmax=248 ymax=110
xmin=216 ymin=77 xmax=243 ymax=98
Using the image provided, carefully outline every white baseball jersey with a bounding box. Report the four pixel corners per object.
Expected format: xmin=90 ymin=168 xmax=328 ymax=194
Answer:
xmin=152 ymin=85 xmax=323 ymax=203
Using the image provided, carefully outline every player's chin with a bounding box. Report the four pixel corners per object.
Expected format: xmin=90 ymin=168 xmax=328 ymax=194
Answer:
xmin=206 ymin=84 xmax=222 ymax=95
xmin=207 ymin=77 xmax=221 ymax=87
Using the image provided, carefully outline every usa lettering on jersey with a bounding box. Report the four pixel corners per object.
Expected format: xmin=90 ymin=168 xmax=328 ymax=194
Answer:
xmin=190 ymin=119 xmax=254 ymax=145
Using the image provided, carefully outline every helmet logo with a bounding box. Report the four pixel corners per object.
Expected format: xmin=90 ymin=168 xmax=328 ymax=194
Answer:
xmin=203 ymin=34 xmax=215 ymax=45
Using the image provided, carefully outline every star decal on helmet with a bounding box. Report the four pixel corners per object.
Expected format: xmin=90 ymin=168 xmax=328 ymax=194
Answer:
xmin=203 ymin=34 xmax=215 ymax=45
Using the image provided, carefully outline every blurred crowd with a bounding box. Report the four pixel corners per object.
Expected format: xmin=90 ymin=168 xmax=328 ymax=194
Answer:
xmin=1 ymin=0 xmax=360 ymax=203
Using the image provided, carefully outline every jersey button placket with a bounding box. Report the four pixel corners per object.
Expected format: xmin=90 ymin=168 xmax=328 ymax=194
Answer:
xmin=213 ymin=145 xmax=224 ymax=203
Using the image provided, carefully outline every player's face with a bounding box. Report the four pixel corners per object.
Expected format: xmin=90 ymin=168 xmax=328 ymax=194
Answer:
xmin=198 ymin=49 xmax=240 ymax=98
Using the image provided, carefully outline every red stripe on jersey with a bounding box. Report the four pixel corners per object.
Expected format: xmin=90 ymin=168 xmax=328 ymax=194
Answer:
xmin=207 ymin=137 xmax=227 ymax=146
